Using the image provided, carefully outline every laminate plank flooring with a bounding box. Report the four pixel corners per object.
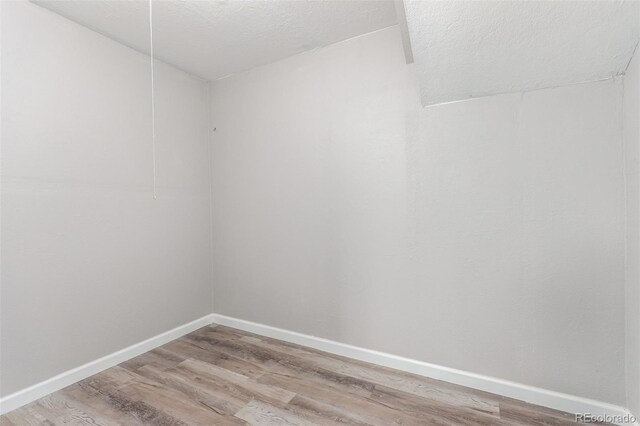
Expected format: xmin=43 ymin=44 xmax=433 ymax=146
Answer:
xmin=0 ymin=325 xmax=608 ymax=425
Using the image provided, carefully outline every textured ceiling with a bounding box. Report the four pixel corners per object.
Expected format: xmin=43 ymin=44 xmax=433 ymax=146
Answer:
xmin=32 ymin=0 xmax=640 ymax=105
xmin=404 ymin=0 xmax=640 ymax=106
xmin=33 ymin=0 xmax=397 ymax=81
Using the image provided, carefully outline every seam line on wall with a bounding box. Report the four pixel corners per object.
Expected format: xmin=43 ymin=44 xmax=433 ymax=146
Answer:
xmin=621 ymin=73 xmax=630 ymax=412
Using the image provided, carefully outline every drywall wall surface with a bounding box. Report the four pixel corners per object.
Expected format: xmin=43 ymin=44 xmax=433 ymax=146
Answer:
xmin=624 ymin=45 xmax=640 ymax=418
xmin=0 ymin=0 xmax=3 ymax=403
xmin=404 ymin=0 xmax=640 ymax=105
xmin=1 ymin=1 xmax=211 ymax=396
xmin=211 ymin=26 xmax=626 ymax=404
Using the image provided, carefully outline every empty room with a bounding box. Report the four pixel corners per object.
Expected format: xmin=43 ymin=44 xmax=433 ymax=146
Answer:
xmin=1 ymin=0 xmax=640 ymax=424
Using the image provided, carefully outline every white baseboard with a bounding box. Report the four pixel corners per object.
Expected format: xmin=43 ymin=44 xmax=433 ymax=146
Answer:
xmin=211 ymin=313 xmax=636 ymax=425
xmin=0 ymin=314 xmax=215 ymax=415
xmin=1 ymin=312 xmax=636 ymax=425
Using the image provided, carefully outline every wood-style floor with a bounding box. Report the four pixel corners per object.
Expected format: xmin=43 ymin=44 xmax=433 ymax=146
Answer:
xmin=0 ymin=324 xmax=601 ymax=425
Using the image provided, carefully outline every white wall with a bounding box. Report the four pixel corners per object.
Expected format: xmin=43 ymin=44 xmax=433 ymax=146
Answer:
xmin=1 ymin=2 xmax=632 ymax=410
xmin=0 ymin=1 xmax=211 ymax=396
xmin=624 ymin=45 xmax=640 ymax=418
xmin=211 ymin=26 xmax=626 ymax=404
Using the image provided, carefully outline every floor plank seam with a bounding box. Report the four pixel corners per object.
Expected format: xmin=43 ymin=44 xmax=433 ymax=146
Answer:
xmin=0 ymin=324 xmax=610 ymax=425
